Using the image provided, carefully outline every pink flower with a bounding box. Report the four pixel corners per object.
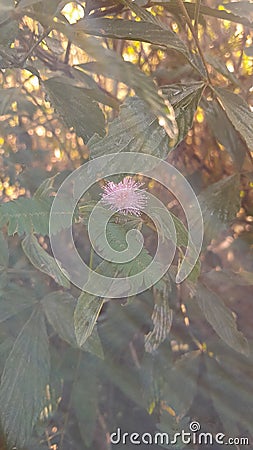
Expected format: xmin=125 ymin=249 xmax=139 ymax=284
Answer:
xmin=101 ymin=177 xmax=147 ymax=216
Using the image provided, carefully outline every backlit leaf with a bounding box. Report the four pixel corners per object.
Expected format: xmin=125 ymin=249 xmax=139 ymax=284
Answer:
xmin=222 ymin=1 xmax=253 ymax=22
xmin=44 ymin=77 xmax=105 ymax=143
xmin=162 ymin=82 xmax=205 ymax=147
xmin=204 ymin=99 xmax=247 ymax=169
xmin=49 ymin=21 xmax=178 ymax=139
xmin=88 ymin=97 xmax=171 ymax=160
xmin=74 ymin=18 xmax=190 ymax=61
xmin=151 ymin=1 xmax=253 ymax=28
xmin=215 ymin=87 xmax=253 ymax=150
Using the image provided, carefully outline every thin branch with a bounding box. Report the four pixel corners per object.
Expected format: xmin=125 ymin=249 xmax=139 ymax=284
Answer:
xmin=97 ymin=409 xmax=112 ymax=450
xmin=176 ymin=0 xmax=212 ymax=84
xmin=19 ymin=27 xmax=52 ymax=66
xmin=193 ymin=0 xmax=201 ymax=34
xmin=64 ymin=40 xmax=72 ymax=65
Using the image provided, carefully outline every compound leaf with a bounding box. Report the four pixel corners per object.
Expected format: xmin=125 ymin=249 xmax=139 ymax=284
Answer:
xmin=0 ymin=307 xmax=50 ymax=448
xmin=0 ymin=197 xmax=52 ymax=236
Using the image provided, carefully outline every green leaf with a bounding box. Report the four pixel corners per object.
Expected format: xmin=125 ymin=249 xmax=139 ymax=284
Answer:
xmin=0 ymin=0 xmax=14 ymax=17
xmin=0 ymin=87 xmax=20 ymax=115
xmin=17 ymin=0 xmax=45 ymax=7
xmin=202 ymin=268 xmax=253 ymax=289
xmin=162 ymin=351 xmax=200 ymax=417
xmin=0 ymin=284 xmax=36 ymax=323
xmin=42 ymin=291 xmax=78 ymax=347
xmin=72 ymin=357 xmax=98 ymax=447
xmin=22 ymin=234 xmax=70 ymax=288
xmin=195 ymin=283 xmax=249 ymax=355
xmin=0 ymin=196 xmax=52 ymax=236
xmin=47 ymin=191 xmax=77 ymax=235
xmin=84 ymin=327 xmax=104 ymax=359
xmin=197 ymin=174 xmax=240 ymax=245
xmin=0 ymin=21 xmax=18 ymax=47
xmin=74 ymin=292 xmax=104 ymax=347
xmin=88 ymin=96 xmax=172 ymax=160
xmin=244 ymin=45 xmax=253 ymax=57
xmin=235 ymin=270 xmax=253 ymax=285
xmin=17 ymin=0 xmax=65 ymax=14
xmin=44 ymin=77 xmax=105 ymax=143
xmin=34 ymin=173 xmax=59 ymax=199
xmin=26 ymin=439 xmax=49 ymax=450
xmin=162 ymin=82 xmax=205 ymax=147
xmin=0 ymin=231 xmax=8 ymax=267
xmin=150 ymin=207 xmax=201 ymax=282
xmin=99 ymin=298 xmax=148 ymax=355
xmin=204 ymin=99 xmax=247 ymax=169
xmin=222 ymin=1 xmax=253 ymax=22
xmin=108 ymin=5 xmax=206 ymax=75
xmin=140 ymin=352 xmax=164 ymax=412
xmin=145 ymin=283 xmax=173 ymax=353
xmin=151 ymin=1 xmax=253 ymax=29
xmin=0 ymin=307 xmax=50 ymax=448
xmin=71 ymin=67 xmax=120 ymax=109
xmin=103 ymin=352 xmax=144 ymax=407
xmin=88 ymin=84 xmax=204 ymax=161
xmin=205 ymin=54 xmax=240 ymax=87
xmin=42 ymin=291 xmax=104 ymax=358
xmin=83 ymin=218 xmax=165 ymax=296
xmin=121 ymin=0 xmax=167 ymax=25
xmin=80 ymin=207 xmax=196 ymax=296
xmin=205 ymin=354 xmax=253 ymax=435
xmin=0 ymin=87 xmax=37 ymax=115
xmin=0 ymin=0 xmax=17 ymax=46
xmin=215 ymin=87 xmax=253 ymax=150
xmin=153 ymin=208 xmax=188 ymax=248
xmin=74 ymin=18 xmax=190 ymax=62
xmin=44 ymin=20 xmax=178 ymax=140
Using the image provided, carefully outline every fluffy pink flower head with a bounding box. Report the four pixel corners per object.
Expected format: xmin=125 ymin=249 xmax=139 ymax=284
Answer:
xmin=101 ymin=177 xmax=147 ymax=216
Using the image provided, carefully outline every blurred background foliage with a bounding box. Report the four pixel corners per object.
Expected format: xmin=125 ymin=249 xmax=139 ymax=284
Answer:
xmin=0 ymin=0 xmax=253 ymax=449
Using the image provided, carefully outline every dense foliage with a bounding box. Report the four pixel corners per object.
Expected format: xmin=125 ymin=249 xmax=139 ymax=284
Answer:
xmin=0 ymin=0 xmax=253 ymax=449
